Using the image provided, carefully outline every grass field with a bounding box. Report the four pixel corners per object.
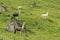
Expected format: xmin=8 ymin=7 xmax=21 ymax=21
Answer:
xmin=0 ymin=0 xmax=60 ymax=40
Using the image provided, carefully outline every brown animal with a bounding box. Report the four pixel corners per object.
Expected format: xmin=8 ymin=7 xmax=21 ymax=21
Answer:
xmin=14 ymin=22 xmax=25 ymax=34
xmin=14 ymin=26 xmax=22 ymax=33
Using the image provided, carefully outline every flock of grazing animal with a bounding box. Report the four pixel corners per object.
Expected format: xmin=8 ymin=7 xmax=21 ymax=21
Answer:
xmin=0 ymin=2 xmax=49 ymax=34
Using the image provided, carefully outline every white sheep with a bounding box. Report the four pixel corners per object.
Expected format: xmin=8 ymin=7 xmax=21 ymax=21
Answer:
xmin=42 ymin=12 xmax=48 ymax=19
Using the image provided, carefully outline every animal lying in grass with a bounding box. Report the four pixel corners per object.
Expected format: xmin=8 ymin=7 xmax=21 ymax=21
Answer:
xmin=6 ymin=17 xmax=25 ymax=33
xmin=1 ymin=6 xmax=10 ymax=12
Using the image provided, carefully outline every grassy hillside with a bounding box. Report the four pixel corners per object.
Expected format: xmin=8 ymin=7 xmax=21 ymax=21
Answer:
xmin=0 ymin=0 xmax=60 ymax=40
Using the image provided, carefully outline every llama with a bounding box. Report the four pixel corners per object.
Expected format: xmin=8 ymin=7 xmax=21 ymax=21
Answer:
xmin=17 ymin=6 xmax=22 ymax=16
xmin=12 ymin=6 xmax=22 ymax=17
xmin=42 ymin=12 xmax=48 ymax=19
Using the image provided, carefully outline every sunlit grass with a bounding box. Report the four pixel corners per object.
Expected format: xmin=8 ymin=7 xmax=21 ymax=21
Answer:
xmin=0 ymin=0 xmax=60 ymax=40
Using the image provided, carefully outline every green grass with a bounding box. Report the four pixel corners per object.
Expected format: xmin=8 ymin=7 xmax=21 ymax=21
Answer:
xmin=0 ymin=0 xmax=60 ymax=40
